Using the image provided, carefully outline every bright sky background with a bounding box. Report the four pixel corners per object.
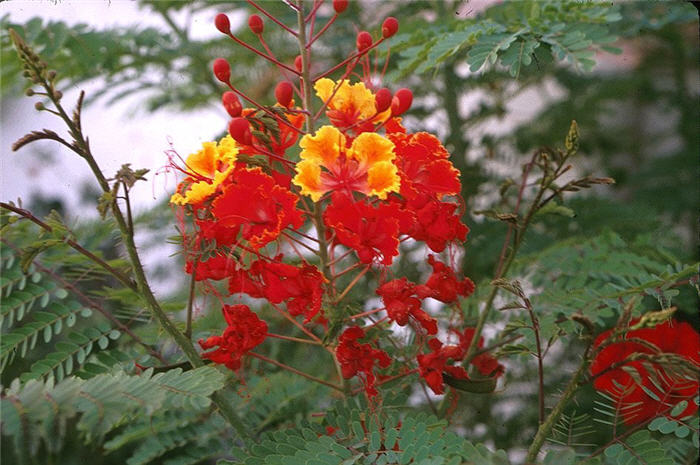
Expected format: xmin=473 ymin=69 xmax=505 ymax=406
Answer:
xmin=1 ymin=0 xmax=228 ymax=216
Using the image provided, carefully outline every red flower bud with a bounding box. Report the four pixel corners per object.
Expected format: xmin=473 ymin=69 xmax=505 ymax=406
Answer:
xmin=294 ymin=55 xmax=303 ymax=72
xmin=213 ymin=58 xmax=231 ymax=83
xmin=215 ymin=13 xmax=230 ymax=34
xmin=382 ymin=17 xmax=398 ymax=38
xmin=228 ymin=117 xmax=252 ymax=145
xmin=222 ymin=91 xmax=242 ymax=117
xmin=275 ymin=81 xmax=294 ymax=108
xmin=333 ymin=0 xmax=348 ymax=13
xmin=356 ymin=31 xmax=373 ymax=52
xmin=374 ymin=88 xmax=392 ymax=113
xmin=248 ymin=14 xmax=263 ymax=34
xmin=391 ymin=88 xmax=413 ymax=116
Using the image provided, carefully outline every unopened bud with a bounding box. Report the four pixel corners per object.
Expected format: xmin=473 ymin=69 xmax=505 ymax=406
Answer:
xmin=248 ymin=14 xmax=263 ymax=34
xmin=212 ymin=58 xmax=231 ymax=83
xmin=333 ymin=0 xmax=348 ymax=13
xmin=54 ymin=90 xmax=63 ymax=100
xmin=382 ymin=17 xmax=399 ymax=38
xmin=356 ymin=31 xmax=372 ymax=52
xmin=215 ymin=13 xmax=231 ymax=34
xmin=228 ymin=117 xmax=252 ymax=145
xmin=275 ymin=81 xmax=294 ymax=108
xmin=374 ymin=88 xmax=392 ymax=113
xmin=391 ymin=88 xmax=413 ymax=116
xmin=222 ymin=91 xmax=242 ymax=117
xmin=25 ymin=88 xmax=35 ymax=96
xmin=34 ymin=102 xmax=44 ymax=111
xmin=294 ymin=55 xmax=303 ymax=72
xmin=47 ymin=70 xmax=57 ymax=80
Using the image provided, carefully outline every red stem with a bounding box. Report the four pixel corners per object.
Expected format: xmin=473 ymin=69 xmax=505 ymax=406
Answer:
xmin=226 ymin=31 xmax=300 ymax=75
xmin=246 ymin=0 xmax=298 ymax=36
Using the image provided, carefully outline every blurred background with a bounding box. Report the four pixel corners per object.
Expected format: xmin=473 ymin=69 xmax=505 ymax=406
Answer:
xmin=1 ymin=1 xmax=698 ymax=463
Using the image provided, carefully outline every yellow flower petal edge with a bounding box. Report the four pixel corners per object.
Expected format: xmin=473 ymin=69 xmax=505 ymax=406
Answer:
xmin=292 ymin=160 xmax=325 ymax=202
xmin=299 ymin=125 xmax=345 ymax=165
xmin=314 ymin=78 xmax=377 ymax=121
xmin=367 ymin=161 xmax=400 ymax=199
xmin=350 ymin=132 xmax=396 ymax=167
xmin=170 ymin=136 xmax=239 ymax=206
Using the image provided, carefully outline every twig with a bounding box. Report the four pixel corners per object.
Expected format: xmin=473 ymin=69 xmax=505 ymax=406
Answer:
xmin=249 ymin=352 xmax=343 ymax=391
xmin=0 ymin=202 xmax=137 ymax=291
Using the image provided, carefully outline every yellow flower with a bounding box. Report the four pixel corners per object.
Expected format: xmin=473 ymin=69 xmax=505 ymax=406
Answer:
xmin=292 ymin=125 xmax=400 ymax=201
xmin=314 ymin=78 xmax=391 ymax=129
xmin=170 ymin=136 xmax=238 ymax=206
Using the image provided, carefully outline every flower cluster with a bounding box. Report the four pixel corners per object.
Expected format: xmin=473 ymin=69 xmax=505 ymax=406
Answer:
xmin=198 ymin=304 xmax=267 ymax=371
xmin=336 ymin=327 xmax=392 ymax=397
xmin=590 ymin=318 xmax=700 ymax=425
xmin=418 ymin=328 xmax=504 ymax=395
xmin=167 ymin=2 xmax=497 ymax=401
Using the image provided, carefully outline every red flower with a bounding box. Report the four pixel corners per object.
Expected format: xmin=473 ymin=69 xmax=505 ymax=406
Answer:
xmin=198 ymin=304 xmax=267 ymax=371
xmin=407 ymin=196 xmax=468 ymax=253
xmin=417 ymin=328 xmax=504 ymax=395
xmin=389 ymin=132 xmax=461 ymax=202
xmin=211 ymin=167 xmax=304 ymax=249
xmin=423 ymin=255 xmax=475 ymax=303
xmin=324 ymin=193 xmax=413 ymax=265
xmin=376 ymin=278 xmax=437 ymax=335
xmin=185 ymin=254 xmax=238 ymax=281
xmin=336 ymin=326 xmax=392 ymax=397
xmin=590 ymin=319 xmax=700 ymax=425
xmin=229 ymin=257 xmax=325 ymax=324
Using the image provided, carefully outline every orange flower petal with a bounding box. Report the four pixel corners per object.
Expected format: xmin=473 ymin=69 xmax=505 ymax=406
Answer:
xmin=367 ymin=161 xmax=400 ymax=199
xmin=299 ymin=125 xmax=345 ymax=166
xmin=350 ymin=132 xmax=395 ymax=167
xmin=293 ymin=160 xmax=326 ymax=202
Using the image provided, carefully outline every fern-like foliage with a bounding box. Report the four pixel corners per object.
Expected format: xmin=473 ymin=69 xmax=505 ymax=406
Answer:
xmin=225 ymin=404 xmax=511 ymax=465
xmin=500 ymin=232 xmax=698 ymax=355
xmin=0 ymin=366 xmax=225 ymax=463
xmin=0 ymin=246 xmax=123 ymax=382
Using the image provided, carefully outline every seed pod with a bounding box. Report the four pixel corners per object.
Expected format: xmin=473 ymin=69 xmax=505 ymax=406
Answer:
xmin=275 ymin=81 xmax=294 ymax=108
xmin=391 ymin=88 xmax=413 ymax=116
xmin=356 ymin=31 xmax=372 ymax=52
xmin=333 ymin=0 xmax=348 ymax=13
xmin=374 ymin=88 xmax=392 ymax=113
xmin=215 ymin=13 xmax=231 ymax=34
xmin=248 ymin=14 xmax=263 ymax=34
xmin=222 ymin=91 xmax=242 ymax=117
xmin=229 ymin=117 xmax=252 ymax=145
xmin=382 ymin=17 xmax=398 ymax=38
xmin=213 ymin=58 xmax=231 ymax=83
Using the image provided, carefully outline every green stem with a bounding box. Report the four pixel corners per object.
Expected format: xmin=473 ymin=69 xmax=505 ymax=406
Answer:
xmin=12 ymin=34 xmax=252 ymax=442
xmin=525 ymin=343 xmax=591 ymax=463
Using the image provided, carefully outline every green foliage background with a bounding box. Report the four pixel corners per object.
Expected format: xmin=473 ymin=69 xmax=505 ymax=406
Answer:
xmin=1 ymin=1 xmax=698 ymax=464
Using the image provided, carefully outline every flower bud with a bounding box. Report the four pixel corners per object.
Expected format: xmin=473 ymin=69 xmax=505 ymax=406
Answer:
xmin=391 ymin=88 xmax=413 ymax=116
xmin=294 ymin=55 xmax=303 ymax=72
xmin=47 ymin=70 xmax=57 ymax=80
xmin=25 ymin=88 xmax=35 ymax=96
xmin=356 ymin=31 xmax=372 ymax=52
xmin=215 ymin=13 xmax=231 ymax=34
xmin=374 ymin=88 xmax=392 ymax=113
xmin=229 ymin=117 xmax=252 ymax=145
xmin=222 ymin=91 xmax=242 ymax=117
xmin=382 ymin=17 xmax=398 ymax=38
xmin=34 ymin=102 xmax=44 ymax=111
xmin=213 ymin=58 xmax=231 ymax=83
xmin=54 ymin=90 xmax=63 ymax=100
xmin=333 ymin=0 xmax=348 ymax=13
xmin=275 ymin=81 xmax=294 ymax=108
xmin=248 ymin=14 xmax=263 ymax=34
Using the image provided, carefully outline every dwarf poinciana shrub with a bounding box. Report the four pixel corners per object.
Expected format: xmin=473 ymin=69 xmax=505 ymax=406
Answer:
xmin=2 ymin=2 xmax=699 ymax=465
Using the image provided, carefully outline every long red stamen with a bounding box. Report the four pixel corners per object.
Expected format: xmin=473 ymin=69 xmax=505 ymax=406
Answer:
xmin=225 ymin=32 xmax=300 ymax=75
